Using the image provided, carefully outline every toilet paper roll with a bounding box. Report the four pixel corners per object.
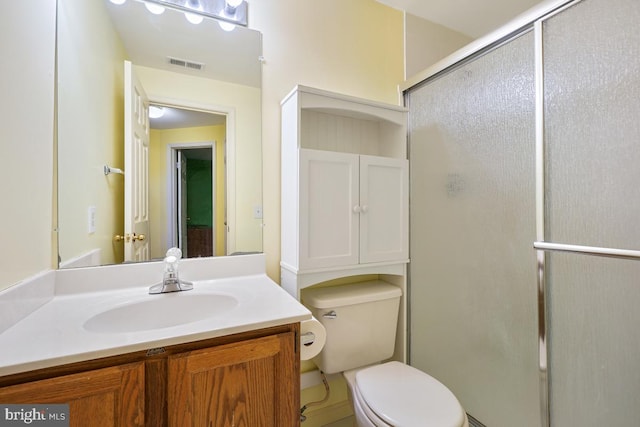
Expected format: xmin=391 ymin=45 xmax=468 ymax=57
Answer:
xmin=300 ymin=316 xmax=327 ymax=361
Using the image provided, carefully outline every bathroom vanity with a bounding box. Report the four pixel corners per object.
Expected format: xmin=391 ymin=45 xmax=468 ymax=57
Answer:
xmin=0 ymin=254 xmax=310 ymax=426
xmin=0 ymin=324 xmax=298 ymax=426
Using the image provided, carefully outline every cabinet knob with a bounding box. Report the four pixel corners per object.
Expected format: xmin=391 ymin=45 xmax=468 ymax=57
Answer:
xmin=352 ymin=205 xmax=361 ymax=213
xmin=361 ymin=205 xmax=369 ymax=213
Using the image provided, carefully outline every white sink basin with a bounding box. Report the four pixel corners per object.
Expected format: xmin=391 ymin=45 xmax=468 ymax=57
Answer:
xmin=83 ymin=293 xmax=239 ymax=333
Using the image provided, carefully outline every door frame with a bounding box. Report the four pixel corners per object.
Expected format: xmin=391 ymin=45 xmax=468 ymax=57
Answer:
xmin=167 ymin=142 xmax=217 ymax=255
xmin=148 ymin=96 xmax=234 ymax=257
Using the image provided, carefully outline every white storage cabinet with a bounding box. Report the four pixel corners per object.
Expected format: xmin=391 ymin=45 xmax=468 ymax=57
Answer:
xmin=280 ymin=85 xmax=409 ymax=295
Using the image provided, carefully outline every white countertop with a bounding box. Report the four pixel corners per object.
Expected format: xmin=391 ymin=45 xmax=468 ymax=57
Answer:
xmin=0 ymin=255 xmax=311 ymax=377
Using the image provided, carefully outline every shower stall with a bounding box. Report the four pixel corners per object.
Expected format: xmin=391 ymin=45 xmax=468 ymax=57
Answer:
xmin=404 ymin=0 xmax=640 ymax=426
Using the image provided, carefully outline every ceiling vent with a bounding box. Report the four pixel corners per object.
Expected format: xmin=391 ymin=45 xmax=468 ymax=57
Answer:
xmin=167 ymin=56 xmax=205 ymax=71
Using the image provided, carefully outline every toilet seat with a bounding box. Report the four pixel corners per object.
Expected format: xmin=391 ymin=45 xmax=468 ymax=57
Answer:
xmin=353 ymin=361 xmax=466 ymax=427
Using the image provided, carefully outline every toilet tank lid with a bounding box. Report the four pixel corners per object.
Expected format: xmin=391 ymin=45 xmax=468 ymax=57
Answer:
xmin=303 ymin=280 xmax=402 ymax=309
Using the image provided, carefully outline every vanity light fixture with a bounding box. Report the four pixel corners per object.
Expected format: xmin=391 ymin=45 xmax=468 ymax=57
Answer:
xmin=144 ymin=1 xmax=166 ymax=14
xmin=225 ymin=0 xmax=243 ymax=14
xmin=218 ymin=20 xmax=236 ymax=32
xmin=184 ymin=0 xmax=205 ymax=24
xmin=218 ymin=0 xmax=243 ymax=31
xmin=138 ymin=0 xmax=248 ymax=27
xmin=185 ymin=11 xmax=204 ymax=24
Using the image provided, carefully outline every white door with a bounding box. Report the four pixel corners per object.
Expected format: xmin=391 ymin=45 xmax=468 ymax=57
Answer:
xmin=299 ymin=149 xmax=359 ymax=269
xmin=177 ymin=151 xmax=189 ymax=257
xmin=123 ymin=60 xmax=150 ymax=262
xmin=359 ymin=155 xmax=409 ymax=263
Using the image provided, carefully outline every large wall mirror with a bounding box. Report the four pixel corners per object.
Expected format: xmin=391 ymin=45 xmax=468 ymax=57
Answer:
xmin=56 ymin=0 xmax=263 ymax=268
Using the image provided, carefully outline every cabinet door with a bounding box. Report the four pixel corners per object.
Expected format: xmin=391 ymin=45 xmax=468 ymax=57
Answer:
xmin=0 ymin=362 xmax=145 ymax=426
xmin=167 ymin=332 xmax=299 ymax=427
xmin=299 ymin=149 xmax=359 ymax=269
xmin=359 ymin=155 xmax=408 ymax=263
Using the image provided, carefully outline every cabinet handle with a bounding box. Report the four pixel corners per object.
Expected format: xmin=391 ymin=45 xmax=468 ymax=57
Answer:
xmin=352 ymin=205 xmax=361 ymax=213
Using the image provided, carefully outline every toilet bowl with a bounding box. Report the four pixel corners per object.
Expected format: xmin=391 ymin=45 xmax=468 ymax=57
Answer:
xmin=344 ymin=362 xmax=469 ymax=427
xmin=302 ymin=281 xmax=468 ymax=427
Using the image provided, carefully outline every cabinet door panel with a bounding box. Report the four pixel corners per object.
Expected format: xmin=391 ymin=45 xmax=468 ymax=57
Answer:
xmin=360 ymin=155 xmax=408 ymax=263
xmin=168 ymin=333 xmax=298 ymax=427
xmin=299 ymin=149 xmax=359 ymax=269
xmin=0 ymin=362 xmax=145 ymax=427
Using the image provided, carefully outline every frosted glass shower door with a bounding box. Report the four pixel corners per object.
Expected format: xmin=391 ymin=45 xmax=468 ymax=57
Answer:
xmin=407 ymin=31 xmax=539 ymax=426
xmin=542 ymin=0 xmax=640 ymax=425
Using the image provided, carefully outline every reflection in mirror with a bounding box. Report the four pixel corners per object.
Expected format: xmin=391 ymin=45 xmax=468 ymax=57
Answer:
xmin=56 ymin=0 xmax=262 ymax=268
xmin=148 ymin=105 xmax=227 ymax=260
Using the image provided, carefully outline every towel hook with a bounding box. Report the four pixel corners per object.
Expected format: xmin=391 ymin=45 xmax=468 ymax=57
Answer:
xmin=104 ymin=165 xmax=124 ymax=175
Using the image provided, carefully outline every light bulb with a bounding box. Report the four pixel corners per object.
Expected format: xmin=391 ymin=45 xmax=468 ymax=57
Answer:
xmin=218 ymin=21 xmax=236 ymax=32
xmin=185 ymin=11 xmax=204 ymax=24
xmin=110 ymin=0 xmax=127 ymax=4
xmin=184 ymin=1 xmax=204 ymax=25
xmin=144 ymin=2 xmax=165 ymax=14
xmin=149 ymin=106 xmax=164 ymax=119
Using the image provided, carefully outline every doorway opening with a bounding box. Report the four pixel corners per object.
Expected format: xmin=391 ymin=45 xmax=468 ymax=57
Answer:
xmin=148 ymin=102 xmax=228 ymax=259
xmin=172 ymin=146 xmax=216 ymax=258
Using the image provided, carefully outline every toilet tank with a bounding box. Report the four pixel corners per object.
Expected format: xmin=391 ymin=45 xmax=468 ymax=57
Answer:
xmin=303 ymin=280 xmax=402 ymax=374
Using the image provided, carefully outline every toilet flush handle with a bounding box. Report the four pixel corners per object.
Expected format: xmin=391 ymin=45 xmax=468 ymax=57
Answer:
xmin=322 ymin=310 xmax=337 ymax=319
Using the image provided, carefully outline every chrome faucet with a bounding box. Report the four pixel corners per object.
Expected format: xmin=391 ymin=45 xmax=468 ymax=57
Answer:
xmin=149 ymin=248 xmax=193 ymax=294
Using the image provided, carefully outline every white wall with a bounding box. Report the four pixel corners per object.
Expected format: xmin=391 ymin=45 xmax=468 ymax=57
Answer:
xmin=0 ymin=2 xmax=56 ymax=291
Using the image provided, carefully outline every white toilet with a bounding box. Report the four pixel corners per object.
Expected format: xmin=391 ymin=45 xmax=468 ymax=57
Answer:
xmin=303 ymin=280 xmax=469 ymax=427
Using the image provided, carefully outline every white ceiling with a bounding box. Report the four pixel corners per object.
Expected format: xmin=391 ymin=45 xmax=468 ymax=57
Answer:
xmin=104 ymin=0 xmax=262 ymax=87
xmin=377 ymin=0 xmax=546 ymax=38
xmin=149 ymin=105 xmax=225 ymax=129
xmin=103 ymin=0 xmax=260 ymax=129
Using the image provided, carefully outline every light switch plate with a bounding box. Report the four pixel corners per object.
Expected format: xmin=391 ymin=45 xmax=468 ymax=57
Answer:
xmin=88 ymin=206 xmax=96 ymax=234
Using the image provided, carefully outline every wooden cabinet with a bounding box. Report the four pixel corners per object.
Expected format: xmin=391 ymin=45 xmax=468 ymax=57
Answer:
xmin=168 ymin=333 xmax=298 ymax=427
xmin=0 ymin=324 xmax=299 ymax=427
xmin=299 ymin=149 xmax=408 ymax=269
xmin=0 ymin=363 xmax=145 ymax=427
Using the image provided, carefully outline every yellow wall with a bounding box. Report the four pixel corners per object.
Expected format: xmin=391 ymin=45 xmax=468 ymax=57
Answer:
xmin=405 ymin=13 xmax=473 ymax=79
xmin=57 ymin=0 xmax=127 ymax=266
xmin=249 ymin=0 xmax=405 ymax=281
xmin=149 ymin=125 xmax=226 ymax=259
xmin=0 ymin=2 xmax=56 ymax=290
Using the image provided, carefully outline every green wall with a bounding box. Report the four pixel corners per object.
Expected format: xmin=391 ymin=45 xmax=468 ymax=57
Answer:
xmin=186 ymin=158 xmax=213 ymax=227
